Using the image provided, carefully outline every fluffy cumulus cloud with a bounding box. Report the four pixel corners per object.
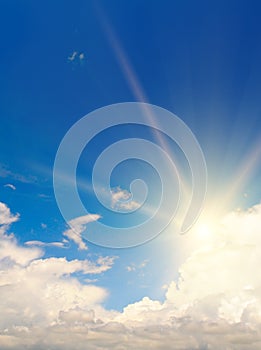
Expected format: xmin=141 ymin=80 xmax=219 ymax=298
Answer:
xmin=0 ymin=202 xmax=115 ymax=349
xmin=0 ymin=202 xmax=19 ymax=226
xmin=1 ymin=201 xmax=261 ymax=349
xmin=110 ymin=187 xmax=140 ymax=211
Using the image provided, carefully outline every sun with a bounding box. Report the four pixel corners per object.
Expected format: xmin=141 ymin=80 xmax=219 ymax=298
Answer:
xmin=195 ymin=223 xmax=213 ymax=240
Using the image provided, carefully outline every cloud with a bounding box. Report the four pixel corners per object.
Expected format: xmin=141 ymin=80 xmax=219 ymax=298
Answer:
xmin=115 ymin=202 xmax=261 ymax=347
xmin=4 ymin=184 xmax=16 ymax=190
xmin=25 ymin=240 xmax=67 ymax=248
xmin=0 ymin=202 xmax=115 ymax=347
xmin=0 ymin=164 xmax=36 ymax=184
xmin=63 ymin=214 xmax=101 ymax=250
xmin=0 ymin=201 xmax=19 ymax=226
xmin=110 ymin=187 xmax=140 ymax=211
xmin=68 ymin=51 xmax=77 ymax=61
xmin=79 ymin=52 xmax=85 ymax=60
xmin=1 ymin=201 xmax=261 ymax=349
xmin=38 ymin=193 xmax=51 ymax=200
xmin=126 ymin=259 xmax=149 ymax=272
xmin=59 ymin=307 xmax=95 ymax=325
xmin=0 ymin=236 xmax=43 ymax=266
xmin=68 ymin=51 xmax=85 ymax=63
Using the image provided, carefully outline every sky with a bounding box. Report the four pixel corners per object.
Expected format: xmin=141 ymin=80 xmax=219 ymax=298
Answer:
xmin=0 ymin=0 xmax=261 ymax=349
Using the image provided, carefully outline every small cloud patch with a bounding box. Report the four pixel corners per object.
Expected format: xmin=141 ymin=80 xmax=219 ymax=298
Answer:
xmin=4 ymin=183 xmax=16 ymax=190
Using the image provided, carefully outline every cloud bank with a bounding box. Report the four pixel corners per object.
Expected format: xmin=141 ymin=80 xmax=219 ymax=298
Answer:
xmin=0 ymin=201 xmax=261 ymax=349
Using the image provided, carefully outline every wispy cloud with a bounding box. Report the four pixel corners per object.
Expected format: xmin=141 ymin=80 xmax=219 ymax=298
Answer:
xmin=68 ymin=51 xmax=85 ymax=63
xmin=25 ymin=240 xmax=67 ymax=248
xmin=126 ymin=259 xmax=149 ymax=272
xmin=4 ymin=183 xmax=16 ymax=190
xmin=68 ymin=51 xmax=77 ymax=61
xmin=79 ymin=52 xmax=85 ymax=60
xmin=0 ymin=164 xmax=37 ymax=184
xmin=38 ymin=193 xmax=52 ymax=200
xmin=63 ymin=214 xmax=101 ymax=250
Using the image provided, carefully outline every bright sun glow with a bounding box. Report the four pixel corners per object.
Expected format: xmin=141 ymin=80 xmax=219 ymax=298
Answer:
xmin=192 ymin=211 xmax=219 ymax=242
xmin=196 ymin=223 xmax=214 ymax=240
xmin=196 ymin=223 xmax=212 ymax=239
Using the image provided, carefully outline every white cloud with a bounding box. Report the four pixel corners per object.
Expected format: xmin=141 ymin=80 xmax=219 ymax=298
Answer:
xmin=0 ymin=203 xmax=115 ymax=347
xmin=111 ymin=187 xmax=140 ymax=211
xmin=26 ymin=256 xmax=114 ymax=276
xmin=126 ymin=259 xmax=149 ymax=272
xmin=25 ymin=240 xmax=66 ymax=248
xmin=79 ymin=52 xmax=85 ymax=60
xmin=4 ymin=183 xmax=16 ymax=190
xmin=0 ymin=164 xmax=36 ymax=184
xmin=68 ymin=51 xmax=85 ymax=63
xmin=59 ymin=307 xmax=95 ymax=324
xmin=63 ymin=214 xmax=101 ymax=250
xmin=68 ymin=51 xmax=77 ymax=61
xmin=1 ymin=201 xmax=261 ymax=349
xmin=0 ymin=236 xmax=43 ymax=266
xmin=0 ymin=201 xmax=19 ymax=226
xmin=38 ymin=193 xmax=51 ymax=200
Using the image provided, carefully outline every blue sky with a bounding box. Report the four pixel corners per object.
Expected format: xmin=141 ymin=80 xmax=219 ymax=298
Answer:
xmin=1 ymin=1 xmax=261 ymax=349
